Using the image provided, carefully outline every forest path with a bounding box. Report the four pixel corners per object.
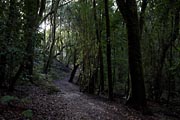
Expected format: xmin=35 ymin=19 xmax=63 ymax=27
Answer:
xmin=53 ymin=73 xmax=127 ymax=120
xmin=49 ymin=60 xmax=157 ymax=120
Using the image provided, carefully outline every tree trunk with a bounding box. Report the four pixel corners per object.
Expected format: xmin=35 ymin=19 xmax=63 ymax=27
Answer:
xmin=44 ymin=0 xmax=61 ymax=74
xmin=126 ymin=20 xmax=146 ymax=107
xmin=69 ymin=64 xmax=79 ymax=83
xmin=9 ymin=0 xmax=46 ymax=88
xmin=9 ymin=63 xmax=24 ymax=91
xmin=104 ymin=0 xmax=113 ymax=100
xmin=44 ymin=13 xmax=56 ymax=74
xmin=24 ymin=0 xmax=39 ymax=82
xmin=1 ymin=0 xmax=19 ymax=88
xmin=154 ymin=7 xmax=179 ymax=102
xmin=0 ymin=55 xmax=6 ymax=87
xmin=93 ymin=0 xmax=104 ymax=93
xmin=88 ymin=68 xmax=97 ymax=94
xmin=116 ymin=0 xmax=147 ymax=107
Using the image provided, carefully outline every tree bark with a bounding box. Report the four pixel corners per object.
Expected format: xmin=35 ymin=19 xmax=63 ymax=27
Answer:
xmin=93 ymin=0 xmax=104 ymax=93
xmin=154 ymin=7 xmax=179 ymax=102
xmin=0 ymin=55 xmax=6 ymax=88
xmin=9 ymin=63 xmax=24 ymax=91
xmin=9 ymin=0 xmax=47 ymax=89
xmin=44 ymin=0 xmax=61 ymax=74
xmin=104 ymin=0 xmax=113 ymax=100
xmin=69 ymin=64 xmax=79 ymax=83
xmin=24 ymin=0 xmax=39 ymax=82
xmin=116 ymin=0 xmax=147 ymax=107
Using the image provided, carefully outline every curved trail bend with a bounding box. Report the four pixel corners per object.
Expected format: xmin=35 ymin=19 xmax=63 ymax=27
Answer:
xmin=54 ymin=74 xmax=126 ymax=120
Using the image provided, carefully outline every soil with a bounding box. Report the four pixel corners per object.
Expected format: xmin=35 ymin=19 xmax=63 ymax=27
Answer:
xmin=0 ymin=66 xmax=180 ymax=120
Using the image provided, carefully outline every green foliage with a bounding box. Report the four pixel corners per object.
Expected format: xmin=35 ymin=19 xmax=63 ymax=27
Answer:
xmin=22 ymin=109 xmax=33 ymax=119
xmin=0 ymin=95 xmax=18 ymax=104
xmin=33 ymin=72 xmax=47 ymax=82
xmin=33 ymin=69 xmax=60 ymax=94
xmin=0 ymin=0 xmax=180 ymax=106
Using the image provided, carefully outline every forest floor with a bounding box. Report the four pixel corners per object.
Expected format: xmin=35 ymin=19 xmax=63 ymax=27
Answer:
xmin=0 ymin=63 xmax=180 ymax=120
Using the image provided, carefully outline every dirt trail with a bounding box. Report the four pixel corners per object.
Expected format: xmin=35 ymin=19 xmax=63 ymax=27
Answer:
xmin=54 ymin=74 xmax=127 ymax=120
xmin=0 ymin=62 xmax=176 ymax=120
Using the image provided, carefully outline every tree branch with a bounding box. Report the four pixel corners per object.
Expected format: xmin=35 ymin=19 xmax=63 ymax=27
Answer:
xmin=39 ymin=0 xmax=72 ymax=25
xmin=53 ymin=44 xmax=74 ymax=58
xmin=38 ymin=0 xmax=46 ymax=18
xmin=139 ymin=0 xmax=147 ymax=36
xmin=116 ymin=0 xmax=128 ymax=21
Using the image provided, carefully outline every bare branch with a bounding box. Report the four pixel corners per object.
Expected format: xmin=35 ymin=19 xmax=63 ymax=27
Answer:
xmin=139 ymin=0 xmax=147 ymax=36
xmin=39 ymin=0 xmax=72 ymax=25
xmin=116 ymin=0 xmax=127 ymax=20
